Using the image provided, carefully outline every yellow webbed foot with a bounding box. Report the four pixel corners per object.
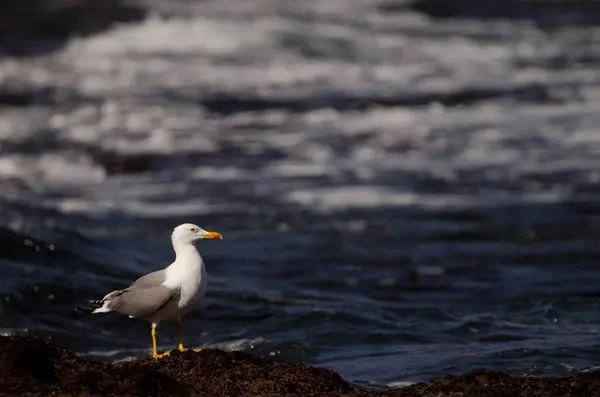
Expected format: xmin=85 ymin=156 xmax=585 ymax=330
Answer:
xmin=153 ymin=351 xmax=171 ymax=359
xmin=176 ymin=344 xmax=202 ymax=353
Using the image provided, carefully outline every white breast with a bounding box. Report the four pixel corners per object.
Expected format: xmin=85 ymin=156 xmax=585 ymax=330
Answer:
xmin=178 ymin=264 xmax=207 ymax=313
xmin=162 ymin=246 xmax=208 ymax=317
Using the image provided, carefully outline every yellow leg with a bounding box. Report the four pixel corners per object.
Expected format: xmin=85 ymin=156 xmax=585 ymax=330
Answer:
xmin=176 ymin=318 xmax=185 ymax=351
xmin=151 ymin=326 xmax=170 ymax=359
xmin=152 ymin=327 xmax=157 ymax=356
xmin=176 ymin=318 xmax=201 ymax=352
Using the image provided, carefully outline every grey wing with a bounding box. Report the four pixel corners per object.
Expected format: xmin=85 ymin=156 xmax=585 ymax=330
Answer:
xmin=129 ymin=269 xmax=166 ymax=289
xmin=108 ymin=285 xmax=179 ymax=319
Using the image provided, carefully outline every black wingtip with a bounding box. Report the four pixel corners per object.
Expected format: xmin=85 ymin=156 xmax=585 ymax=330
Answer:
xmin=74 ymin=306 xmax=94 ymax=313
xmin=74 ymin=299 xmax=103 ymax=313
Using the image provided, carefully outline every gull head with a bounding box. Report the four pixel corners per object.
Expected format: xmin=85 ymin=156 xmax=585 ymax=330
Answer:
xmin=171 ymin=223 xmax=223 ymax=245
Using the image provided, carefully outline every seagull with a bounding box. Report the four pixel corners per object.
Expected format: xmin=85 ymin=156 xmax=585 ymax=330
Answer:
xmin=77 ymin=223 xmax=223 ymax=358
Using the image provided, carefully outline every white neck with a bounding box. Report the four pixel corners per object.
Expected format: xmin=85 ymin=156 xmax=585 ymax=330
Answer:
xmin=164 ymin=240 xmax=204 ymax=285
xmin=172 ymin=240 xmax=200 ymax=259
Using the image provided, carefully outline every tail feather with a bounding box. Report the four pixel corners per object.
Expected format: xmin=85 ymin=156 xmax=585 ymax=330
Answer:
xmin=75 ymin=291 xmax=124 ymax=314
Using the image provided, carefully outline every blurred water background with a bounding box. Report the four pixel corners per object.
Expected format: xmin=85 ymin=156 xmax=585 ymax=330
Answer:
xmin=2 ymin=0 xmax=600 ymax=387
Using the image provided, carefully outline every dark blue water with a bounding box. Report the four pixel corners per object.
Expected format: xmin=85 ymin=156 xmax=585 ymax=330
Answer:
xmin=2 ymin=0 xmax=600 ymax=388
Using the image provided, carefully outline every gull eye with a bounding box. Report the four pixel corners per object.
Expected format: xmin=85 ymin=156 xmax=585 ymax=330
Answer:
xmin=190 ymin=227 xmax=197 ymax=233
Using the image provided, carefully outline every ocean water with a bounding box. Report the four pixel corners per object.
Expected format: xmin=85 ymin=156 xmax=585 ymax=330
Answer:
xmin=2 ymin=0 xmax=600 ymax=387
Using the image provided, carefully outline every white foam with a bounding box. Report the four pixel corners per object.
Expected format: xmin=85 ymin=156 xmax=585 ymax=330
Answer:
xmin=263 ymin=162 xmax=331 ymax=178
xmin=56 ymin=197 xmax=212 ymax=217
xmin=287 ymin=186 xmax=418 ymax=210
xmin=0 ymin=328 xmax=14 ymax=337
xmin=190 ymin=166 xmax=250 ymax=181
xmin=84 ymin=348 xmax=147 ymax=359
xmin=205 ymin=337 xmax=266 ymax=351
xmin=285 ymin=185 xmax=567 ymax=212
xmin=67 ymin=15 xmax=275 ymax=57
xmin=0 ymin=0 xmax=598 ymax=219
xmin=83 ymin=337 xmax=265 ymax=361
xmin=386 ymin=381 xmax=416 ymax=388
xmin=0 ymin=153 xmax=106 ymax=187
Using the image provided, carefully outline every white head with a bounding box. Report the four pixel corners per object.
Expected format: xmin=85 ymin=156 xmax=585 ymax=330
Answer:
xmin=171 ymin=223 xmax=223 ymax=245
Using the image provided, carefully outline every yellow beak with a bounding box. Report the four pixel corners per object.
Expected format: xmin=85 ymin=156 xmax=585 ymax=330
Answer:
xmin=203 ymin=231 xmax=223 ymax=240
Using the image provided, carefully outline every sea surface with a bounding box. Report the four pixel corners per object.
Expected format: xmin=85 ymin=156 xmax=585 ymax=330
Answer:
xmin=2 ymin=0 xmax=600 ymax=387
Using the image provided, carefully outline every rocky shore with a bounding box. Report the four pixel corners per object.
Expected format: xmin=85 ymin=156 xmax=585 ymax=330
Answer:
xmin=2 ymin=336 xmax=600 ymax=397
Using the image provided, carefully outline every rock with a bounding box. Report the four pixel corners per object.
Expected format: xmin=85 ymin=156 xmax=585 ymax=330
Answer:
xmin=3 ymin=335 xmax=600 ymax=397
xmin=398 ymin=370 xmax=600 ymax=397
xmin=0 ymin=336 xmax=356 ymax=397
xmin=0 ymin=336 xmax=191 ymax=396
